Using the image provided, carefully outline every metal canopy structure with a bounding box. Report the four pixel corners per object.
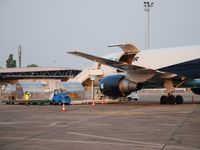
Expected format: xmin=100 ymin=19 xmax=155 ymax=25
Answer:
xmin=62 ymin=82 xmax=84 ymax=92
xmin=0 ymin=67 xmax=81 ymax=81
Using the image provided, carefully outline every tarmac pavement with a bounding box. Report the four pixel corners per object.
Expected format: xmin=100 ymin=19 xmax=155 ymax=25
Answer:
xmin=0 ymin=94 xmax=200 ymax=150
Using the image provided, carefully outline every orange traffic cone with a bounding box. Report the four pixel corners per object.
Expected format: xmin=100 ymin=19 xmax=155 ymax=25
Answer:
xmin=92 ymin=100 xmax=95 ymax=106
xmin=62 ymin=104 xmax=67 ymax=112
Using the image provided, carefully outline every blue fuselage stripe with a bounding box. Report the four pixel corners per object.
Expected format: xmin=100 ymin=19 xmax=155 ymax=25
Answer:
xmin=159 ymin=58 xmax=200 ymax=79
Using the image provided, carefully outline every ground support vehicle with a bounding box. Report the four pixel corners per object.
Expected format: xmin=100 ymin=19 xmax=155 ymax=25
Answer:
xmin=126 ymin=92 xmax=139 ymax=101
xmin=50 ymin=89 xmax=71 ymax=105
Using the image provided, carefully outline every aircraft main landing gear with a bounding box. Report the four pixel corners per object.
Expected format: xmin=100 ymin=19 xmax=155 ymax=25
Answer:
xmin=160 ymin=94 xmax=183 ymax=105
xmin=161 ymin=79 xmax=184 ymax=105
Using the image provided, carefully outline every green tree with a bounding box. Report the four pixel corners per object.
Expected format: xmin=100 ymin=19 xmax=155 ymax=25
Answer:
xmin=6 ymin=54 xmax=16 ymax=68
xmin=27 ymin=64 xmax=38 ymax=67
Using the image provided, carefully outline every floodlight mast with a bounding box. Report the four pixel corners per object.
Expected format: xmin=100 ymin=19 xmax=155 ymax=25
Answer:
xmin=18 ymin=45 xmax=22 ymax=68
xmin=144 ymin=1 xmax=154 ymax=50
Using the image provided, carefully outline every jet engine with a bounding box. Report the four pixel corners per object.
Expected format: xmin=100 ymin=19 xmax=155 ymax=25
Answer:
xmin=191 ymin=88 xmax=200 ymax=95
xmin=99 ymin=75 xmax=142 ymax=97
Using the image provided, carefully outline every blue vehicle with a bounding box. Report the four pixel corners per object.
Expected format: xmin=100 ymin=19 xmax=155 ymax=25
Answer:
xmin=51 ymin=89 xmax=71 ymax=105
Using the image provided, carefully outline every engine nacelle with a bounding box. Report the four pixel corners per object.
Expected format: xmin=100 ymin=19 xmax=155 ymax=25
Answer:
xmin=191 ymin=88 xmax=200 ymax=95
xmin=99 ymin=75 xmax=142 ymax=97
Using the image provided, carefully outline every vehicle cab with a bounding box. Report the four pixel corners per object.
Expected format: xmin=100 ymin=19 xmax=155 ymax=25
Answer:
xmin=51 ymin=89 xmax=71 ymax=105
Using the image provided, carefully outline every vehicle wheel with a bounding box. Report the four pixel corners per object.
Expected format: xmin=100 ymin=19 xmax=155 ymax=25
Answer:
xmin=167 ymin=95 xmax=176 ymax=104
xmin=176 ymin=95 xmax=183 ymax=104
xmin=160 ymin=95 xmax=168 ymax=104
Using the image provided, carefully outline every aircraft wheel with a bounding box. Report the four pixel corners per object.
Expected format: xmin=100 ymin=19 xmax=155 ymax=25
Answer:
xmin=167 ymin=95 xmax=176 ymax=104
xmin=176 ymin=95 xmax=183 ymax=104
xmin=160 ymin=95 xmax=168 ymax=104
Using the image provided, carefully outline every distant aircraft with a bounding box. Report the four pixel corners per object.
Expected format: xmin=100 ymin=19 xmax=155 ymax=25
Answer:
xmin=68 ymin=44 xmax=200 ymax=104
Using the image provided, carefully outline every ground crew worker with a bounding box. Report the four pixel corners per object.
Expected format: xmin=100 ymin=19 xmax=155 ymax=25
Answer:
xmin=24 ymin=91 xmax=31 ymax=106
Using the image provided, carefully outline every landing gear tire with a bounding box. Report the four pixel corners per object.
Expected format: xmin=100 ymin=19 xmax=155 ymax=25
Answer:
xmin=167 ymin=95 xmax=176 ymax=104
xmin=160 ymin=95 xmax=168 ymax=104
xmin=175 ymin=95 xmax=183 ymax=104
xmin=160 ymin=94 xmax=184 ymax=105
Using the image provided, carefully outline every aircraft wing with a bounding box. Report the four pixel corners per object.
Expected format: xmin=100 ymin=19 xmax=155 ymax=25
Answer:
xmin=67 ymin=51 xmax=184 ymax=83
xmin=68 ymin=51 xmax=145 ymax=71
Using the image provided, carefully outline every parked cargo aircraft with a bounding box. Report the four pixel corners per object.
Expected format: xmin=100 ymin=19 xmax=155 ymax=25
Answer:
xmin=68 ymin=44 xmax=200 ymax=104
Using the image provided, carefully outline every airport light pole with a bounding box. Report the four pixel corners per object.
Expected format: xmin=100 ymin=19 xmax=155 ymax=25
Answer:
xmin=144 ymin=1 xmax=154 ymax=50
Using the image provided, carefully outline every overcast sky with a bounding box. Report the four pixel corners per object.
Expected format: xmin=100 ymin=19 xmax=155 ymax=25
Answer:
xmin=0 ymin=0 xmax=200 ymax=69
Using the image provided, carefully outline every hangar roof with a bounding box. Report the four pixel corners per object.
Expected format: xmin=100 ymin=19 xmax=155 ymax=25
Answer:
xmin=0 ymin=67 xmax=71 ymax=73
xmin=0 ymin=67 xmax=81 ymax=81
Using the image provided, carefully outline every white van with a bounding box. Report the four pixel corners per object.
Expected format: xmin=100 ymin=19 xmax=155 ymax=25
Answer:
xmin=127 ymin=92 xmax=139 ymax=101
